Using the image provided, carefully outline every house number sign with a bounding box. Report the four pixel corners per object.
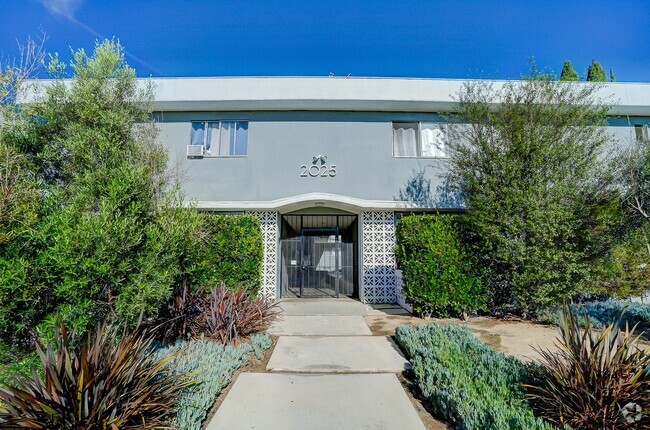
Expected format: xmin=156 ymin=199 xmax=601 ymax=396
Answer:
xmin=300 ymin=154 xmax=337 ymax=177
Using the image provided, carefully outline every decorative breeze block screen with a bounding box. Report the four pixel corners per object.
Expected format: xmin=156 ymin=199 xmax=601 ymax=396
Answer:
xmin=361 ymin=211 xmax=397 ymax=303
xmin=247 ymin=211 xmax=278 ymax=300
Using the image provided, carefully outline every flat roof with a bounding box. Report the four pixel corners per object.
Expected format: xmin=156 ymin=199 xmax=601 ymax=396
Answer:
xmin=147 ymin=76 xmax=650 ymax=115
xmin=22 ymin=76 xmax=650 ymax=115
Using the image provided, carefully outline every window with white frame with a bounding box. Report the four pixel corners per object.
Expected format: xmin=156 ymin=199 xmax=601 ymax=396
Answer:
xmin=392 ymin=121 xmax=448 ymax=158
xmin=190 ymin=120 xmax=248 ymax=156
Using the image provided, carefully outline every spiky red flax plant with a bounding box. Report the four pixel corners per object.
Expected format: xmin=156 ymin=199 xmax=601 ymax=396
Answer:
xmin=0 ymin=321 xmax=190 ymax=429
xmin=526 ymin=305 xmax=650 ymax=429
xmin=191 ymin=284 xmax=277 ymax=344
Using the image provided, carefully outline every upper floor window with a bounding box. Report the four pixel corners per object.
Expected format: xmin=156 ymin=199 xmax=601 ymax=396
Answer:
xmin=189 ymin=120 xmax=248 ymax=157
xmin=635 ymin=124 xmax=648 ymax=143
xmin=392 ymin=122 xmax=447 ymax=158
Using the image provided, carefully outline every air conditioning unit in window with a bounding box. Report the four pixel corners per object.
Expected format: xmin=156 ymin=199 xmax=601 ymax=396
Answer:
xmin=187 ymin=145 xmax=205 ymax=158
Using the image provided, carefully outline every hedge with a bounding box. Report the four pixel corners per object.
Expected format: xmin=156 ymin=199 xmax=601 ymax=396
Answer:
xmin=395 ymin=324 xmax=554 ymax=430
xmin=395 ymin=214 xmax=486 ymax=317
xmin=190 ymin=213 xmax=264 ymax=294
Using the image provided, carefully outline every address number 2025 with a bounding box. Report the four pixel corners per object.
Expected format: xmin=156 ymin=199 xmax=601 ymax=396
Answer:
xmin=300 ymin=164 xmax=337 ymax=177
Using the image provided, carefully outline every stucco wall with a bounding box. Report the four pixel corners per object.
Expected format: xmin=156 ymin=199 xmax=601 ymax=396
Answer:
xmin=155 ymin=110 xmax=645 ymax=209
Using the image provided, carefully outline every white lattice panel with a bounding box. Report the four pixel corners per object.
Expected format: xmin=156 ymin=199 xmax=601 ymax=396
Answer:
xmin=361 ymin=211 xmax=397 ymax=304
xmin=248 ymin=211 xmax=278 ymax=300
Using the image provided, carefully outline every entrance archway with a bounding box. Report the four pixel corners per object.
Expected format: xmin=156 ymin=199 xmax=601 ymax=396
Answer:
xmin=279 ymin=214 xmax=358 ymax=298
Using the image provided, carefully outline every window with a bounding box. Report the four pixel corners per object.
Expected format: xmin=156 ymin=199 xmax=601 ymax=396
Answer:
xmin=635 ymin=124 xmax=648 ymax=143
xmin=392 ymin=122 xmax=447 ymax=157
xmin=190 ymin=120 xmax=248 ymax=156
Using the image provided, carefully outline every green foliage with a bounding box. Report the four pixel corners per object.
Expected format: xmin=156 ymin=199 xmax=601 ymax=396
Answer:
xmin=250 ymin=332 xmax=272 ymax=359
xmin=395 ymin=324 xmax=554 ymax=430
xmin=612 ymin=127 xmax=650 ymax=297
xmin=527 ymin=305 xmax=650 ymax=428
xmin=610 ymin=67 xmax=616 ymax=82
xmin=189 ymin=214 xmax=263 ymax=293
xmin=448 ymin=69 xmax=611 ymax=316
xmin=587 ymin=59 xmax=607 ymax=82
xmin=0 ymin=321 xmax=188 ymax=429
xmin=395 ymin=214 xmax=486 ymax=317
xmin=0 ymin=342 xmax=40 ymax=388
xmin=157 ymin=339 xmax=253 ymax=430
xmin=0 ymin=39 xmax=202 ymax=342
xmin=559 ymin=60 xmax=579 ymax=82
xmin=537 ymin=300 xmax=650 ymax=329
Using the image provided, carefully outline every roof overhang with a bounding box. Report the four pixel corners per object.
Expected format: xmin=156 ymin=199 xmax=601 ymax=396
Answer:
xmin=21 ymin=76 xmax=650 ymax=116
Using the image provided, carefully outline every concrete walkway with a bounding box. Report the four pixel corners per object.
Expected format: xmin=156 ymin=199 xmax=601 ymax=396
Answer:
xmin=207 ymin=298 xmax=427 ymax=430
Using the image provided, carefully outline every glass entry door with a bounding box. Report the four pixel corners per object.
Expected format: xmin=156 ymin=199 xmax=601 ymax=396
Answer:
xmin=299 ymin=228 xmax=340 ymax=298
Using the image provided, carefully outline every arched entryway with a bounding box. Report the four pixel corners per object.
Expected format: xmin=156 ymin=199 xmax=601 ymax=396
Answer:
xmin=279 ymin=213 xmax=359 ymax=299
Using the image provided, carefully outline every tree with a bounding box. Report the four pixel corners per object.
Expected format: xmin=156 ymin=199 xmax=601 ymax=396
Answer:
xmin=447 ymin=70 xmax=611 ymax=316
xmin=0 ymin=39 xmax=200 ymax=344
xmin=609 ymin=67 xmax=616 ymax=82
xmin=587 ymin=60 xmax=607 ymax=82
xmin=0 ymin=34 xmax=46 ymax=107
xmin=608 ymin=131 xmax=650 ymax=297
xmin=559 ymin=60 xmax=579 ymax=82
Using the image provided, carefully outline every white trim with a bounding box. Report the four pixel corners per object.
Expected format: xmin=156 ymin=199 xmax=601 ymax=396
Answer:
xmin=192 ymin=193 xmax=424 ymax=212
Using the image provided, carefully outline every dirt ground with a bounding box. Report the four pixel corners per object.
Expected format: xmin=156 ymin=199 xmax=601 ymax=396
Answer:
xmin=365 ymin=313 xmax=560 ymax=362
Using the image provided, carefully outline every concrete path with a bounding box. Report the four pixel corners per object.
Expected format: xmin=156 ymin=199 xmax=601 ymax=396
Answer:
xmin=267 ymin=335 xmax=410 ymax=372
xmin=207 ymin=298 xmax=426 ymax=430
xmin=267 ymin=315 xmax=372 ymax=336
xmin=207 ymin=373 xmax=426 ymax=430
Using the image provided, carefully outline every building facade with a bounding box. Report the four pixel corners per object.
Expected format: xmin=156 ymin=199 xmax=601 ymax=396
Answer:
xmin=152 ymin=77 xmax=650 ymax=304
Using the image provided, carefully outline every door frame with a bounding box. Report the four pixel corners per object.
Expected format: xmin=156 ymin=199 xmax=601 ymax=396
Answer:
xmin=299 ymin=227 xmax=340 ymax=298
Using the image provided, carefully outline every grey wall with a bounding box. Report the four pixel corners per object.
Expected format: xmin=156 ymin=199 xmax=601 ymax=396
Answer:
xmin=155 ymin=111 xmax=647 ymax=208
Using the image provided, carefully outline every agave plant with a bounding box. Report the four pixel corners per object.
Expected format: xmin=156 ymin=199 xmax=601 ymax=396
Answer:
xmin=191 ymin=284 xmax=277 ymax=344
xmin=0 ymin=321 xmax=190 ymax=429
xmin=526 ymin=304 xmax=650 ymax=428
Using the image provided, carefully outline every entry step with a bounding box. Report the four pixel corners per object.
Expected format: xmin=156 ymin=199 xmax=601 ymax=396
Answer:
xmin=267 ymin=335 xmax=410 ymax=373
xmin=267 ymin=315 xmax=371 ymax=336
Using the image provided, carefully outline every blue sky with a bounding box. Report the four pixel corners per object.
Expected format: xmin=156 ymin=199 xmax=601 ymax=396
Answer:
xmin=1 ymin=0 xmax=649 ymax=81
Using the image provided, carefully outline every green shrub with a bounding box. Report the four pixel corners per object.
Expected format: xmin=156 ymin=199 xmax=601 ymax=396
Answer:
xmin=395 ymin=324 xmax=554 ymax=430
xmin=189 ymin=213 xmax=263 ymax=294
xmin=0 ymin=40 xmax=203 ymax=342
xmin=395 ymin=214 xmax=486 ymax=317
xmin=537 ymin=300 xmax=650 ymax=330
xmin=158 ymin=335 xmax=272 ymax=430
xmin=250 ymin=332 xmax=272 ymax=359
xmin=0 ymin=342 xmax=40 ymax=388
xmin=527 ymin=305 xmax=650 ymax=428
xmin=0 ymin=321 xmax=186 ymax=428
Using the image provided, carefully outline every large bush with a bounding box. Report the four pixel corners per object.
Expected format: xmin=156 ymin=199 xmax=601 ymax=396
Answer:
xmin=527 ymin=305 xmax=650 ymax=428
xmin=448 ymin=69 xmax=612 ymax=316
xmin=395 ymin=214 xmax=486 ymax=317
xmin=190 ymin=213 xmax=263 ymax=293
xmin=0 ymin=40 xmax=202 ymax=343
xmin=396 ymin=324 xmax=553 ymax=429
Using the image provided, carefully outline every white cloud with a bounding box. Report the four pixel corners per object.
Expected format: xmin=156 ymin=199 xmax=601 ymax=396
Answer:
xmin=40 ymin=0 xmax=83 ymax=19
